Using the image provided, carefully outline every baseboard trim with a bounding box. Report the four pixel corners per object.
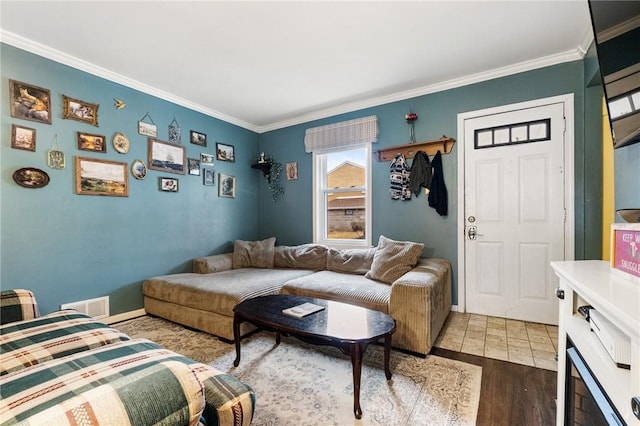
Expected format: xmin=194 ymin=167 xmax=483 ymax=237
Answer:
xmin=105 ymin=308 xmax=146 ymax=324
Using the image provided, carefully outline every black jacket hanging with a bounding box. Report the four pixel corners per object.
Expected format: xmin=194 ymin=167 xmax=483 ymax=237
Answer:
xmin=408 ymin=151 xmax=432 ymax=196
xmin=428 ymin=151 xmax=448 ymax=216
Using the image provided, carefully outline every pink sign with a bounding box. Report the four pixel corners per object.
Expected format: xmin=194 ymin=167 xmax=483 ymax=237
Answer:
xmin=613 ymin=228 xmax=640 ymax=278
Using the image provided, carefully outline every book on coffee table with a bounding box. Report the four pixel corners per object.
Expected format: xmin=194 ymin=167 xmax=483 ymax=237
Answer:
xmin=282 ymin=302 xmax=325 ymax=318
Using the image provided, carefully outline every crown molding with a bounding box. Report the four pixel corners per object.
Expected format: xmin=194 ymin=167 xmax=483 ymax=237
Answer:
xmin=597 ymin=14 xmax=640 ymax=43
xmin=2 ymin=29 xmax=587 ymax=135
xmin=0 ymin=30 xmax=261 ymax=133
xmin=257 ymin=47 xmax=586 ymax=133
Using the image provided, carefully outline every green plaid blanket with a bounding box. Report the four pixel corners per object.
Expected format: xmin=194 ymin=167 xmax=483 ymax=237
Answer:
xmin=0 ymin=310 xmax=130 ymax=376
xmin=0 ymin=338 xmax=255 ymax=426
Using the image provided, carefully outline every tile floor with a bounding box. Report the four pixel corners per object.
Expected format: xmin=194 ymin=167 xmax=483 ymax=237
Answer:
xmin=434 ymin=311 xmax=559 ymax=371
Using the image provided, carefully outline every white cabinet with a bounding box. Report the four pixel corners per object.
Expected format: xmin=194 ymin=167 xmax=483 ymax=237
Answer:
xmin=551 ymin=260 xmax=640 ymax=425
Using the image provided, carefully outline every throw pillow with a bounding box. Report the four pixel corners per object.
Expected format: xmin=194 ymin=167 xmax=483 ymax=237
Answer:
xmin=365 ymin=235 xmax=424 ymax=284
xmin=274 ymin=244 xmax=328 ymax=270
xmin=326 ymin=247 xmax=376 ymax=275
xmin=232 ymin=237 xmax=276 ymax=269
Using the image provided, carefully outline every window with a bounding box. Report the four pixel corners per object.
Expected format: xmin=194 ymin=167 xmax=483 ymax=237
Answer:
xmin=313 ymin=144 xmax=371 ymax=247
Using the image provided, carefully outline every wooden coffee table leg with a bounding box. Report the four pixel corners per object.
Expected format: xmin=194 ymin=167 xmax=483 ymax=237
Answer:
xmin=384 ymin=334 xmax=392 ymax=380
xmin=233 ymin=315 xmax=242 ymax=367
xmin=350 ymin=342 xmax=364 ymax=419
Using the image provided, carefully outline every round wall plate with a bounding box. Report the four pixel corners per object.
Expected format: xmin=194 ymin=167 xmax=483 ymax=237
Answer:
xmin=113 ymin=132 xmax=130 ymax=154
xmin=13 ymin=167 xmax=50 ymax=188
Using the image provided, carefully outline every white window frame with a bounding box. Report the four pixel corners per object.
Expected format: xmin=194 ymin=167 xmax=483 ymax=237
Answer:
xmin=312 ymin=142 xmax=372 ymax=248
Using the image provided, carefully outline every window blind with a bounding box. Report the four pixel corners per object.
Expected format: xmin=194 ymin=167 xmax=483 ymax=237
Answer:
xmin=304 ymin=115 xmax=378 ymax=153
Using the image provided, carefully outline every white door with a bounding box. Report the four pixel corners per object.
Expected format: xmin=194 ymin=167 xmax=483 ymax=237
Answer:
xmin=460 ymin=98 xmax=571 ymax=325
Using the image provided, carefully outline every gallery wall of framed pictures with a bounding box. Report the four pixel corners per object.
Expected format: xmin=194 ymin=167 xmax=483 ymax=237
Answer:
xmin=7 ymin=77 xmax=249 ymax=199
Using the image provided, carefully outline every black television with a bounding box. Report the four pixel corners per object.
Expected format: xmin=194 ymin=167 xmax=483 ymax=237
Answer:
xmin=588 ymin=0 xmax=640 ymax=148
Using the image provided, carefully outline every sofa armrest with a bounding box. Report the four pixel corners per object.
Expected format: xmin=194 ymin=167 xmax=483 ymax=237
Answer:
xmin=193 ymin=253 xmax=233 ymax=274
xmin=0 ymin=289 xmax=40 ymax=325
xmin=389 ymin=258 xmax=452 ymax=355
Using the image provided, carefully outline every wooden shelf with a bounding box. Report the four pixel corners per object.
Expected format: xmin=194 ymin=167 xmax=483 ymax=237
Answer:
xmin=376 ymin=135 xmax=455 ymax=161
xmin=251 ymin=162 xmax=271 ymax=176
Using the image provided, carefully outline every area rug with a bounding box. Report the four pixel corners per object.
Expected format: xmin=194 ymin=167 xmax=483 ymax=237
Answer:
xmin=115 ymin=316 xmax=482 ymax=426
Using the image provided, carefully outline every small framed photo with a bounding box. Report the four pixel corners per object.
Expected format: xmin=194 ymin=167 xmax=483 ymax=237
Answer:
xmin=63 ymin=95 xmax=99 ymax=127
xmin=203 ymin=168 xmax=215 ymax=186
xmin=138 ymin=120 xmax=157 ymax=137
xmin=160 ymin=177 xmax=179 ymax=192
xmin=201 ymin=153 xmax=214 ymax=165
xmin=131 ymin=159 xmax=147 ymax=180
xmin=218 ymin=173 xmax=236 ymax=198
xmin=190 ymin=130 xmax=207 ymax=146
xmin=77 ymin=131 xmax=106 ymax=153
xmin=188 ymin=158 xmax=201 ymax=175
xmin=286 ymin=162 xmax=298 ymax=180
xmin=9 ymin=80 xmax=52 ymax=125
xmin=75 ymin=156 xmax=128 ymax=197
xmin=148 ymin=138 xmax=186 ymax=175
xmin=11 ymin=124 xmax=36 ymax=151
xmin=216 ymin=142 xmax=235 ymax=162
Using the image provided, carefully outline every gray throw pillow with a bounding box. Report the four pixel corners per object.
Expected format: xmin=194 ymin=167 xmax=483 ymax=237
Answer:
xmin=365 ymin=235 xmax=424 ymax=284
xmin=274 ymin=244 xmax=328 ymax=270
xmin=232 ymin=237 xmax=276 ymax=269
xmin=326 ymin=247 xmax=376 ymax=275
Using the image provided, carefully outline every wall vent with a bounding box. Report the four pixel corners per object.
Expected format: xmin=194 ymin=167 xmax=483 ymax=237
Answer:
xmin=61 ymin=296 xmax=109 ymax=319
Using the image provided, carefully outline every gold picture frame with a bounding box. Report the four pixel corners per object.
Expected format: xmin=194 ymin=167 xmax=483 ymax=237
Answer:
xmin=77 ymin=131 xmax=106 ymax=153
xmin=63 ymin=95 xmax=99 ymax=126
xmin=75 ymin=156 xmax=128 ymax=197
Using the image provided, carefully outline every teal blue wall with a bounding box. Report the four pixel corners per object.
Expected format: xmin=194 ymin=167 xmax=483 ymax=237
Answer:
xmin=3 ymin=42 xmax=621 ymax=313
xmin=1 ymin=44 xmax=261 ymax=315
xmin=258 ymin=61 xmax=604 ymax=305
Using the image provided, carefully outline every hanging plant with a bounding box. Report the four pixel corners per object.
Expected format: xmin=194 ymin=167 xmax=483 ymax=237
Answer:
xmin=264 ymin=156 xmax=285 ymax=202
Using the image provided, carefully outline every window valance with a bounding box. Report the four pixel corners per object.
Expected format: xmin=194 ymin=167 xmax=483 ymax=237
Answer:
xmin=304 ymin=115 xmax=378 ymax=153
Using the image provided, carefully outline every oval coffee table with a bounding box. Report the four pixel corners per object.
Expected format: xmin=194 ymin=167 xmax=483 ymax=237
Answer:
xmin=233 ymin=294 xmax=396 ymax=419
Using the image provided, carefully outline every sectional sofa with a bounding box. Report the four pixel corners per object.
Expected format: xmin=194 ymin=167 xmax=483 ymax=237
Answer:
xmin=0 ymin=289 xmax=255 ymax=426
xmin=143 ymin=236 xmax=452 ymax=355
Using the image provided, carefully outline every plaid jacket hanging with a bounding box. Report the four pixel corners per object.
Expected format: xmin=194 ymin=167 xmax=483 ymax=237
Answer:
xmin=390 ymin=153 xmax=411 ymax=200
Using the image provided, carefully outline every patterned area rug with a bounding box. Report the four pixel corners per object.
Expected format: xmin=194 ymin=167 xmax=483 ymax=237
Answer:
xmin=115 ymin=316 xmax=482 ymax=426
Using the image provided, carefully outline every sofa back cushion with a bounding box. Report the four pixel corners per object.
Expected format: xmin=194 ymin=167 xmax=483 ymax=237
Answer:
xmin=365 ymin=235 xmax=424 ymax=284
xmin=326 ymin=248 xmax=376 ymax=275
xmin=232 ymin=237 xmax=276 ymax=269
xmin=274 ymin=244 xmax=328 ymax=270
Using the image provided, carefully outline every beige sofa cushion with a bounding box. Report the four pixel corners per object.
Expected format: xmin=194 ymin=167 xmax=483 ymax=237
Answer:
xmin=326 ymin=248 xmax=375 ymax=275
xmin=281 ymin=270 xmax=390 ymax=313
xmin=232 ymin=237 xmax=276 ymax=269
xmin=365 ymin=235 xmax=424 ymax=284
xmin=274 ymin=244 xmax=328 ymax=270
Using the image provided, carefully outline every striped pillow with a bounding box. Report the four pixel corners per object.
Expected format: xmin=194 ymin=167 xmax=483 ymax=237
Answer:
xmin=365 ymin=236 xmax=424 ymax=284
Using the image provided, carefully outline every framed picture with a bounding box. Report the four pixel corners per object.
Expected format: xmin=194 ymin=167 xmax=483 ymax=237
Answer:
xmin=216 ymin=142 xmax=235 ymax=162
xmin=203 ymin=168 xmax=215 ymax=186
xmin=77 ymin=131 xmax=106 ymax=153
xmin=148 ymin=138 xmax=186 ymax=175
xmin=75 ymin=156 xmax=128 ymax=197
xmin=160 ymin=177 xmax=179 ymax=192
xmin=190 ymin=130 xmax=207 ymax=146
xmin=63 ymin=95 xmax=99 ymax=127
xmin=131 ymin=159 xmax=147 ymax=180
xmin=11 ymin=124 xmax=36 ymax=151
xmin=138 ymin=120 xmax=157 ymax=137
xmin=168 ymin=118 xmax=181 ymax=144
xmin=9 ymin=80 xmax=52 ymax=124
xmin=188 ymin=158 xmax=201 ymax=175
xmin=286 ymin=162 xmax=298 ymax=180
xmin=218 ymin=173 xmax=236 ymax=198
xmin=201 ymin=153 xmax=214 ymax=165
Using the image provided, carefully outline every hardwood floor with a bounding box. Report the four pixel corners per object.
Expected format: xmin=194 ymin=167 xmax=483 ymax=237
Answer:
xmin=432 ymin=347 xmax=557 ymax=426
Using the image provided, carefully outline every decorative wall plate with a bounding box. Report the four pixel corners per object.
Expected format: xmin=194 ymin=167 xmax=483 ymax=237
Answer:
xmin=13 ymin=167 xmax=50 ymax=188
xmin=113 ymin=132 xmax=130 ymax=154
xmin=131 ymin=159 xmax=147 ymax=180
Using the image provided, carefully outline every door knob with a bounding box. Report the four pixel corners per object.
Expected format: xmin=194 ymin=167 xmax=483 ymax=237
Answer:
xmin=467 ymin=226 xmax=483 ymax=240
xmin=555 ymin=288 xmax=565 ymax=300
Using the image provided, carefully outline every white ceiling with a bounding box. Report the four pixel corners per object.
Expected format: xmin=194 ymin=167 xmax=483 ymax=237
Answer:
xmin=0 ymin=1 xmax=593 ymax=133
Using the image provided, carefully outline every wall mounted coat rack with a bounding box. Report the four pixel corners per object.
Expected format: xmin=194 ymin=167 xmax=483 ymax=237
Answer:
xmin=376 ymin=135 xmax=455 ymax=161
